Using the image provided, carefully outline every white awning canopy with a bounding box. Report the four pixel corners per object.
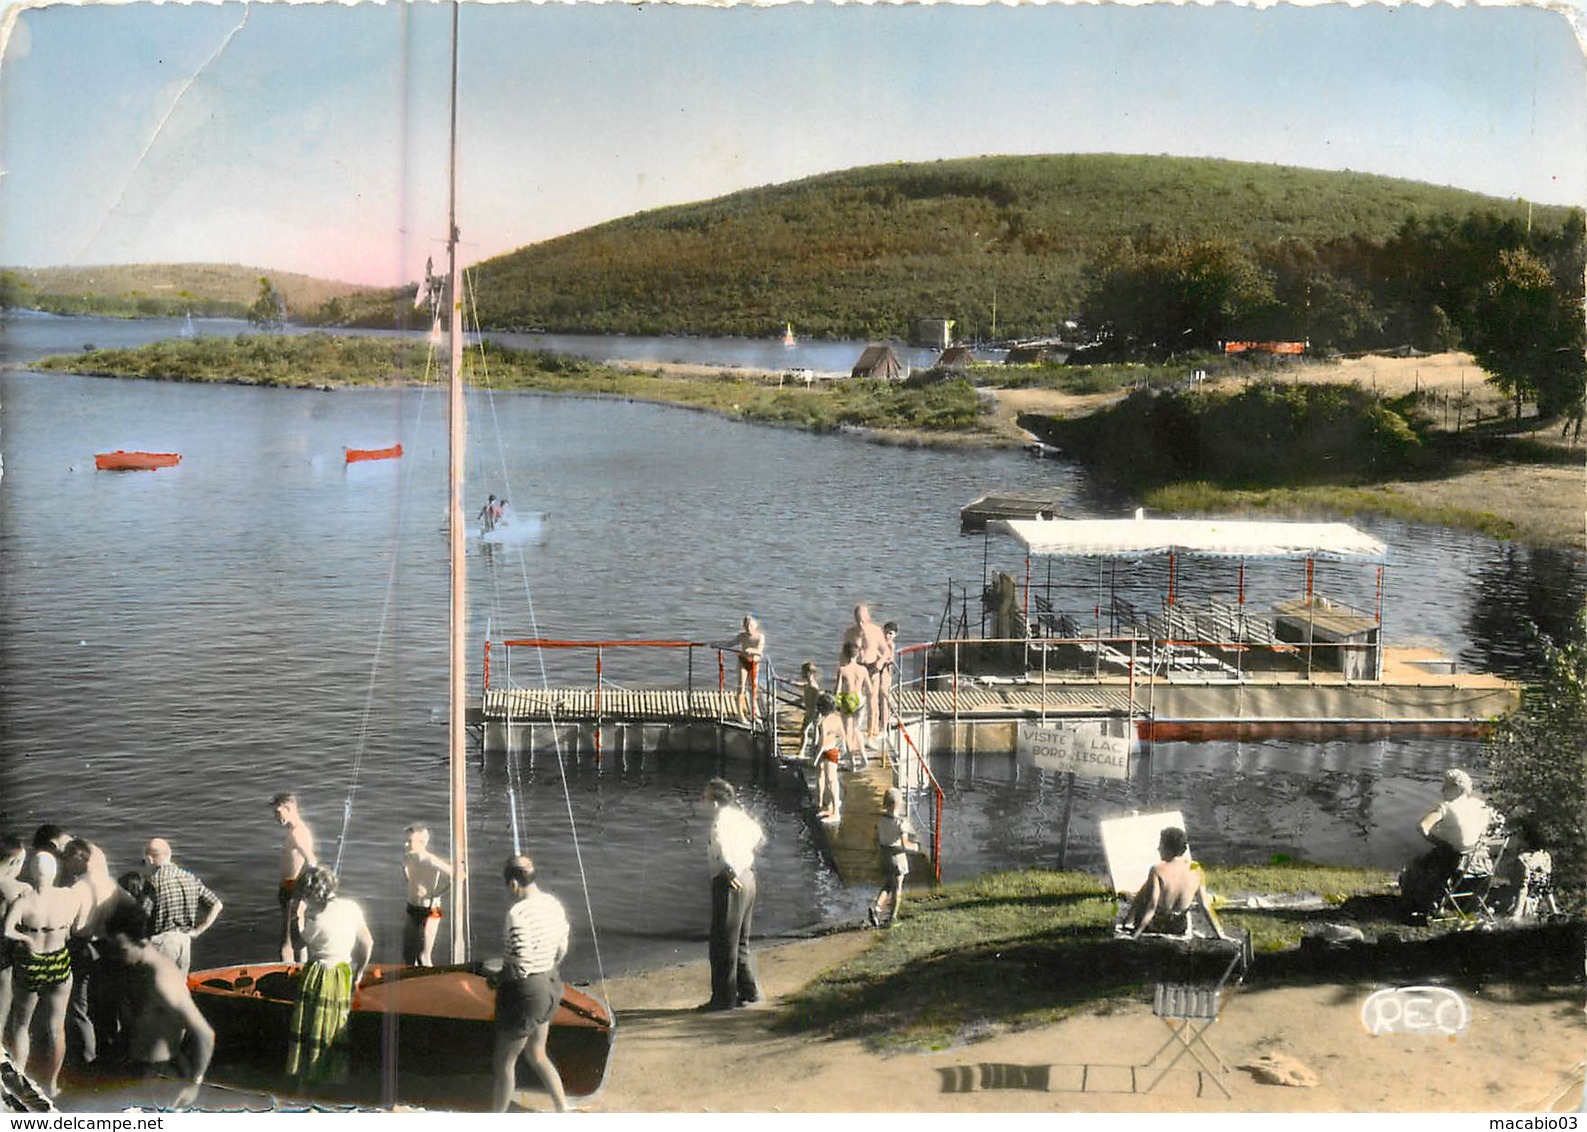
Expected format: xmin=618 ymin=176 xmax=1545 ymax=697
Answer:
xmin=990 ymin=518 xmax=1387 ymax=562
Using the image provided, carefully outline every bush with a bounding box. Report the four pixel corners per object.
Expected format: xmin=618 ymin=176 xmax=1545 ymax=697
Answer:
xmin=1482 ymin=609 xmax=1587 ymax=907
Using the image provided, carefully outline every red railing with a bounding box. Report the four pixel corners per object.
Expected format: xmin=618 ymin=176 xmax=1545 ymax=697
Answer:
xmin=484 ymin=637 xmax=772 ymax=739
xmin=889 ymin=721 xmax=943 ymax=884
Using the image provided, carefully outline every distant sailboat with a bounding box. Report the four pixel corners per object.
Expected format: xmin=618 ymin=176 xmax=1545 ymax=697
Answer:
xmin=782 ymin=322 xmax=796 ymax=347
xmin=180 ymin=312 xmax=197 ymax=339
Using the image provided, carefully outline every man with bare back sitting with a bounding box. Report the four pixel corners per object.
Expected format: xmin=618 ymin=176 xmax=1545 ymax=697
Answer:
xmin=1120 ymin=826 xmax=1226 ymax=939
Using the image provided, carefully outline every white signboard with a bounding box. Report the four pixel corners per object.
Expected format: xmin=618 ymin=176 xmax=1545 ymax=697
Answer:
xmin=1016 ymin=721 xmax=1131 ymax=780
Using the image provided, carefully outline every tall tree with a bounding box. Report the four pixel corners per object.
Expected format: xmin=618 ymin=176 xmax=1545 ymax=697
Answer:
xmin=1482 ymin=609 xmax=1587 ymax=905
xmin=248 ymin=276 xmax=287 ymax=330
xmin=1079 ymin=237 xmax=1277 ymax=356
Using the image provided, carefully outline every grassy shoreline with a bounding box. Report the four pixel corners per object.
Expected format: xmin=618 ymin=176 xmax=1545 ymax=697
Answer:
xmin=776 ymin=867 xmax=1582 ymax=1051
xmin=26 ymin=333 xmax=1582 ymax=549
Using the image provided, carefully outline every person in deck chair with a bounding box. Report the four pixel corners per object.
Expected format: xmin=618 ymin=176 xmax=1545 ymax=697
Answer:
xmin=1120 ymin=826 xmax=1226 ymax=939
xmin=1398 ymin=768 xmax=1494 ymax=922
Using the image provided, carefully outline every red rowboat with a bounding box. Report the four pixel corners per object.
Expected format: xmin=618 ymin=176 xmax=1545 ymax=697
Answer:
xmin=345 ymin=444 xmax=403 ymax=463
xmin=95 ymin=451 xmax=182 ymax=471
xmin=190 ymin=961 xmax=614 ymax=1106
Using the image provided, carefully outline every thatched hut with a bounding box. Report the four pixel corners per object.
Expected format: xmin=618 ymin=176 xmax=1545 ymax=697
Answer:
xmin=936 ymin=345 xmax=975 ymax=370
xmin=851 ymin=345 xmax=906 ymax=381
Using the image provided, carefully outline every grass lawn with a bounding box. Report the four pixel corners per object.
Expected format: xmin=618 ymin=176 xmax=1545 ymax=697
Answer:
xmin=775 ymin=867 xmax=1582 ymax=1051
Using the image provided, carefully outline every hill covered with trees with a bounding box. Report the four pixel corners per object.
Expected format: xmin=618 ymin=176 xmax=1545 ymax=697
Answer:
xmin=460 ymin=153 xmax=1576 ymax=344
xmin=0 ymin=263 xmax=380 ymax=322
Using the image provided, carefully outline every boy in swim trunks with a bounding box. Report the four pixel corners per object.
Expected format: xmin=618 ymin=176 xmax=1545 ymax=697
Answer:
xmin=834 ymin=643 xmax=869 ymax=766
xmin=272 ymin=793 xmax=317 ymax=963
xmin=811 ymin=693 xmax=846 ymax=820
xmin=4 ymin=867 xmax=82 ymax=1096
xmin=840 ymin=604 xmax=887 ymax=740
xmin=730 ymin=615 xmax=766 ymax=722
xmin=102 ymin=901 xmax=214 ymax=1110
xmin=401 ymin=824 xmax=453 ymax=967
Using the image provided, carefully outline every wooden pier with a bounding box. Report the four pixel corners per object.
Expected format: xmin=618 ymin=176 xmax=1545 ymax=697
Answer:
xmin=772 ymin=704 xmax=934 ymax=889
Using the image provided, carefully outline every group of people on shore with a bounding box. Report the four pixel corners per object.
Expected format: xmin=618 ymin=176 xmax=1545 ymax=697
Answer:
xmin=272 ymin=793 xmax=572 ymax=1110
xmin=1 ymin=825 xmax=222 ymax=1100
xmin=0 ymin=794 xmax=576 ymax=1112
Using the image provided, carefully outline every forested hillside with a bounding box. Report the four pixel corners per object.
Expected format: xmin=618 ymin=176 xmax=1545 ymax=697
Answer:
xmin=461 ymin=154 xmax=1574 ymax=342
xmin=0 ymin=263 xmax=380 ymax=321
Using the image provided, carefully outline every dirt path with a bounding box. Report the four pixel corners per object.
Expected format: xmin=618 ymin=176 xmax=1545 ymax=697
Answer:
xmin=569 ymin=932 xmax=1584 ymax=1113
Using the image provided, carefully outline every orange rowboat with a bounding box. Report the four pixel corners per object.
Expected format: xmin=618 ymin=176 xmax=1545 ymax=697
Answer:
xmin=95 ymin=451 xmax=181 ymax=471
xmin=345 ymin=444 xmax=403 ymax=463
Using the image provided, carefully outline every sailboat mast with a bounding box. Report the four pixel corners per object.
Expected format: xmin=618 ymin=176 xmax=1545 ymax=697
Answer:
xmin=445 ymin=0 xmax=471 ymax=964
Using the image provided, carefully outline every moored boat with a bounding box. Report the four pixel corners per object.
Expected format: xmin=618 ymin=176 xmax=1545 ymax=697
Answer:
xmin=190 ymin=962 xmax=613 ymax=1103
xmin=345 ymin=443 xmax=403 ymax=463
xmin=94 ymin=450 xmax=181 ymax=471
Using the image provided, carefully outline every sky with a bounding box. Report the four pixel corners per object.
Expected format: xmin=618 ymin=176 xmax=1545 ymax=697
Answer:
xmin=1 ymin=0 xmax=1585 ymax=288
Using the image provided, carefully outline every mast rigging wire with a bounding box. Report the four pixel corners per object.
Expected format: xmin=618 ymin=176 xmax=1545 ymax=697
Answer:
xmin=460 ymin=271 xmax=611 ymax=1001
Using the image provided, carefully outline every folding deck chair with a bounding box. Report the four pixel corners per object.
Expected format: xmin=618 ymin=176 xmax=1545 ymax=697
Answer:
xmin=1100 ymin=811 xmax=1252 ymax=1098
xmin=1432 ymin=816 xmax=1511 ymax=926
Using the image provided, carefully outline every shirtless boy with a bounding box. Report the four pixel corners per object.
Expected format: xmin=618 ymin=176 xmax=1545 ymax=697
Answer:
xmin=4 ymin=866 xmax=82 ymax=1096
xmin=833 ymin=644 xmax=870 ymax=766
xmin=402 ymin=824 xmax=454 ymax=967
xmin=731 ymin=615 xmax=766 ymax=722
xmin=102 ymin=902 xmax=215 ymax=1110
xmin=811 ymin=693 xmax=846 ymax=820
xmin=272 ymin=793 xmax=317 ymax=963
xmin=840 ymin=604 xmax=886 ymax=740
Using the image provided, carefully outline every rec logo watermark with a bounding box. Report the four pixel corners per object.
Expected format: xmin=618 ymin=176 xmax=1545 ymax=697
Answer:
xmin=1361 ymin=985 xmax=1471 ymax=1036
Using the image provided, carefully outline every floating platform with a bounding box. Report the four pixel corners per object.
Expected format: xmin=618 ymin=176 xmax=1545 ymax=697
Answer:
xmin=896 ymin=644 xmax=1516 ymax=751
xmin=959 ymin=492 xmax=1063 ymax=532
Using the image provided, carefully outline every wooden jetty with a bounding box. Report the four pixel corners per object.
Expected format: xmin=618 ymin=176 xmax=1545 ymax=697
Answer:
xmin=475 ymin=684 xmax=769 ymax=759
xmin=772 ymin=704 xmax=935 ymax=889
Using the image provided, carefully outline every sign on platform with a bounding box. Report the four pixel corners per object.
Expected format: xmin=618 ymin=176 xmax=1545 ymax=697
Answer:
xmin=1016 ymin=721 xmax=1131 ymax=779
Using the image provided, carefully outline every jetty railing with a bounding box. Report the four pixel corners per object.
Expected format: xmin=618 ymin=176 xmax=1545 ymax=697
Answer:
xmin=888 ymin=720 xmax=944 ymax=883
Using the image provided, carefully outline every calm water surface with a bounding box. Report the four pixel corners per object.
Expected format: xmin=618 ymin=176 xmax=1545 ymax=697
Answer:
xmin=2 ymin=313 xmax=1582 ymax=982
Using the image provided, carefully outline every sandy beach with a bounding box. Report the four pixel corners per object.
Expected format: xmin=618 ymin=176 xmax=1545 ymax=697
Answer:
xmin=567 ymin=931 xmax=1585 ymax=1114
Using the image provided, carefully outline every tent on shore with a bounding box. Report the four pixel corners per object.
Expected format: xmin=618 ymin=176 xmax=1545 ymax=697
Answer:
xmin=852 ymin=344 xmax=906 ymax=381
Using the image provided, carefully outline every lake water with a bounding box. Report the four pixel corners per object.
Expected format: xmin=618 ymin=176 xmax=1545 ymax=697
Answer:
xmin=2 ymin=312 xmax=1583 ymax=985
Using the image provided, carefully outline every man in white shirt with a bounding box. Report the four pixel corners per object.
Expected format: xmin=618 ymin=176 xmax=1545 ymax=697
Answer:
xmin=491 ymin=856 xmax=569 ymax=1113
xmin=702 ymin=779 xmax=765 ymax=1011
xmin=1400 ymin=768 xmax=1495 ymax=920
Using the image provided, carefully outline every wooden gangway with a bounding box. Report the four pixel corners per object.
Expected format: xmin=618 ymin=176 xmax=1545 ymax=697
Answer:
xmin=894 ymin=684 xmax=1138 ymax=719
xmin=482 ymin=685 xmax=750 ymax=724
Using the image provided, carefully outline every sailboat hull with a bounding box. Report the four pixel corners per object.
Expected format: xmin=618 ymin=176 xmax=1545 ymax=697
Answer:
xmin=190 ymin=961 xmax=614 ymax=1103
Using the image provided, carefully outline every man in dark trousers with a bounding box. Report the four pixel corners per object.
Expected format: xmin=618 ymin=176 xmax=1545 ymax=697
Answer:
xmin=491 ymin=856 xmax=569 ymax=1113
xmin=701 ymin=779 xmax=765 ymax=1011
